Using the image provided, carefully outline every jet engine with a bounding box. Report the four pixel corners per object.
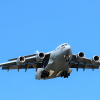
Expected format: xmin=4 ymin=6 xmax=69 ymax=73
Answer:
xmin=91 ymin=56 xmax=99 ymax=65
xmin=36 ymin=51 xmax=45 ymax=62
xmin=76 ymin=52 xmax=85 ymax=59
xmin=16 ymin=56 xmax=25 ymax=66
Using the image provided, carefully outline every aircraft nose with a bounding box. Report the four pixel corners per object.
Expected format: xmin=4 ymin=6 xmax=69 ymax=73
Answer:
xmin=65 ymin=45 xmax=72 ymax=55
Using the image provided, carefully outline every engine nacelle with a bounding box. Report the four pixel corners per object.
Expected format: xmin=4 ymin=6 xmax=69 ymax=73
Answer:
xmin=16 ymin=56 xmax=25 ymax=66
xmin=35 ymin=51 xmax=45 ymax=62
xmin=76 ymin=52 xmax=85 ymax=59
xmin=91 ymin=56 xmax=99 ymax=65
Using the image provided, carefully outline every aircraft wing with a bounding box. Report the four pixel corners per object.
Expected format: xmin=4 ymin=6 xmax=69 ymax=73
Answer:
xmin=0 ymin=52 xmax=50 ymax=71
xmin=8 ymin=54 xmax=36 ymax=61
xmin=69 ymin=54 xmax=100 ymax=71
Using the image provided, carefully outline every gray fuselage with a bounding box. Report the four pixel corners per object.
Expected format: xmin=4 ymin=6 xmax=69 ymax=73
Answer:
xmin=35 ymin=43 xmax=72 ymax=80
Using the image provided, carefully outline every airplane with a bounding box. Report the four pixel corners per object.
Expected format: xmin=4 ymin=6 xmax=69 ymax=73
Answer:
xmin=0 ymin=43 xmax=100 ymax=80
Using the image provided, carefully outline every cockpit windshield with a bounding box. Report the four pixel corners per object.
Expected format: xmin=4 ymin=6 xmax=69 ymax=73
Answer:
xmin=61 ymin=45 xmax=65 ymax=47
xmin=64 ymin=43 xmax=68 ymax=45
xmin=61 ymin=43 xmax=67 ymax=47
xmin=55 ymin=43 xmax=68 ymax=50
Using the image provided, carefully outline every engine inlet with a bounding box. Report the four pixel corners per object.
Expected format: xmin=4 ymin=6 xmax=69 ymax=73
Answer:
xmin=20 ymin=56 xmax=25 ymax=62
xmin=93 ymin=56 xmax=99 ymax=62
xmin=39 ymin=53 xmax=45 ymax=59
xmin=79 ymin=52 xmax=84 ymax=58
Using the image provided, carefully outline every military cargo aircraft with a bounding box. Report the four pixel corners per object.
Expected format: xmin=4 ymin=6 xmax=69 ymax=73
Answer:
xmin=0 ymin=43 xmax=100 ymax=80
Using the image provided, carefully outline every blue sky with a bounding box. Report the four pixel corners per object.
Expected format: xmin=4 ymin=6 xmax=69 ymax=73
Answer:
xmin=0 ymin=0 xmax=100 ymax=100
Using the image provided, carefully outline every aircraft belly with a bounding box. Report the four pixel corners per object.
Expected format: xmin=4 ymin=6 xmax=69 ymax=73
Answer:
xmin=47 ymin=59 xmax=69 ymax=79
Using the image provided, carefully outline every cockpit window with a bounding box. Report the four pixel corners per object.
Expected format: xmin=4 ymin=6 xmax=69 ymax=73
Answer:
xmin=61 ymin=43 xmax=67 ymax=47
xmin=63 ymin=43 xmax=67 ymax=46
xmin=61 ymin=45 xmax=64 ymax=47
xmin=55 ymin=43 xmax=68 ymax=50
